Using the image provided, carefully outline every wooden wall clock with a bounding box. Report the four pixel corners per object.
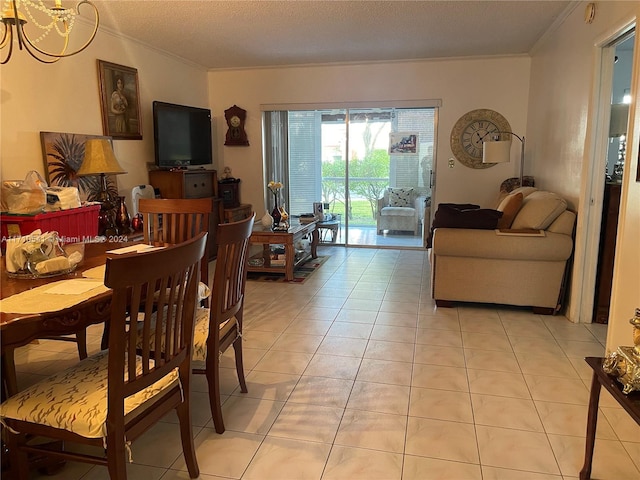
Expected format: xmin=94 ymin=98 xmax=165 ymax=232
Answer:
xmin=450 ymin=109 xmax=511 ymax=169
xmin=224 ymin=105 xmax=249 ymax=146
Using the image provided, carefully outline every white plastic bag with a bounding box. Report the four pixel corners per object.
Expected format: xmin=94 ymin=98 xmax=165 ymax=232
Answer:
xmin=1 ymin=171 xmax=47 ymax=214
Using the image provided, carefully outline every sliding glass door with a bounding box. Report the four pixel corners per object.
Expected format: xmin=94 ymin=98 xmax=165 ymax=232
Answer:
xmin=264 ymin=105 xmax=437 ymax=248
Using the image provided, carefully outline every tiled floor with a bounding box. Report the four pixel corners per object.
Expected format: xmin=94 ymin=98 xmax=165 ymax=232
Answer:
xmin=14 ymin=246 xmax=640 ymax=479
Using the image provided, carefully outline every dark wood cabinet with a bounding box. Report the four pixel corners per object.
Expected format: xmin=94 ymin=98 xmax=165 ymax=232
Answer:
xmin=148 ymin=169 xmax=222 ymax=260
xmin=223 ymin=204 xmax=252 ymax=223
xmin=593 ymin=183 xmax=621 ymax=324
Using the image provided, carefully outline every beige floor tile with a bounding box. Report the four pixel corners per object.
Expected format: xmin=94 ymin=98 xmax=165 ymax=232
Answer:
xmin=342 ymin=298 xmax=383 ymax=311
xmin=356 ymin=358 xmax=413 ymax=386
xmin=268 ymin=402 xmax=343 ymax=443
xmin=405 ymin=416 xmax=479 ymax=464
xmin=241 ymin=330 xmax=282 ymax=350
xmin=316 ymin=336 xmax=368 ymax=357
xmin=376 ymin=311 xmax=418 ymax=328
xmin=322 ymin=445 xmax=403 ymax=480
xmin=269 ymin=332 xmax=324 ymax=353
xmin=159 ymin=468 xmax=226 ymax=479
xmin=416 ymin=328 xmax=463 ymax=347
xmin=364 ymin=339 xmax=415 ymax=363
xmin=414 ymin=344 xmax=465 ymax=367
xmin=219 ymin=396 xmax=285 ymax=434
xmin=476 ymin=425 xmax=560 ymax=475
xmin=417 ymin=313 xmax=461 ymax=331
xmin=622 ymin=441 xmax=640 ymax=471
xmin=370 ymin=324 xmax=417 ymax=343
xmin=346 ymin=381 xmax=410 ymax=415
xmin=287 ymin=375 xmax=354 ymax=408
xmin=471 ymin=394 xmax=544 ymax=432
xmin=547 ymin=433 xmax=640 ymax=479
xmin=379 ymin=300 xmax=419 ymax=315
xmin=411 ymin=363 xmax=469 ymax=392
xmin=509 ymin=335 xmax=564 ymax=356
xmin=284 ymin=319 xmax=333 ymax=335
xmin=554 ymin=339 xmax=605 ymax=358
xmin=409 ymin=387 xmax=473 ymax=423
xmin=303 ymin=353 xmax=362 ymax=379
xmin=481 ymin=466 xmax=563 ymax=480
xmin=515 ymin=352 xmax=581 ymax=378
xmin=535 ymin=401 xmax=617 ymax=439
xmin=601 ymin=406 xmax=640 ymax=442
xmin=459 ymin=316 xmax=505 ymax=335
xmin=334 ymin=309 xmax=377 ymax=324
xmin=467 ymin=369 xmax=531 ymax=399
xmin=243 ymin=437 xmax=331 ymax=480
xmin=295 ymin=306 xmax=341 ymax=322
xmin=335 ymin=409 xmax=407 ymax=453
xmin=241 ymin=370 xmax=300 ymax=401
xmin=403 ymin=455 xmax=482 ymax=480
xmin=524 ymin=374 xmax=590 ymax=404
xmin=170 ymin=429 xmax=264 ymax=479
xmin=464 ymin=349 xmax=521 ymax=372
xmin=326 ymin=321 xmax=373 ymax=339
xmin=219 ymin=347 xmax=266 ymax=371
xmin=252 ymin=350 xmax=313 ymax=375
xmin=462 ymin=331 xmax=513 ymax=352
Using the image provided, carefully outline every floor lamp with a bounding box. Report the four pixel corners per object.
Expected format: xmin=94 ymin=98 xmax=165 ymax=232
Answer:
xmin=76 ymin=139 xmax=126 ymax=236
xmin=481 ymin=131 xmax=526 ymax=187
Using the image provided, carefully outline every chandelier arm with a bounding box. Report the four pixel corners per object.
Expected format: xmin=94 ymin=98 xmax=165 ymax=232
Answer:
xmin=22 ymin=1 xmax=99 ymax=59
xmin=0 ymin=26 xmax=14 ymax=64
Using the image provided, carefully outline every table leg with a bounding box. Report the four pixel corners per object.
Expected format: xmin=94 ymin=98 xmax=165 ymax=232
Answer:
xmin=284 ymin=244 xmax=295 ymax=281
xmin=310 ymin=227 xmax=319 ymax=259
xmin=580 ymin=370 xmax=602 ymax=480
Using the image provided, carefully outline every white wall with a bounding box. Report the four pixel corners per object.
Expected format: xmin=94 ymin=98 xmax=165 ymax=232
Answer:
xmin=0 ymin=23 xmax=210 ymax=210
xmin=208 ymin=57 xmax=531 ymax=215
xmin=528 ymin=2 xmax=640 ymax=347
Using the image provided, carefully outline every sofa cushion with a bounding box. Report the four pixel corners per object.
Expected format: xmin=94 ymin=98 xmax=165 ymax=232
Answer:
xmin=388 ymin=187 xmax=413 ymax=207
xmin=380 ymin=206 xmax=416 ymax=217
xmin=511 ymin=191 xmax=567 ymax=230
xmin=496 ymin=192 xmax=523 ymax=229
xmin=426 ymin=204 xmax=503 ymax=248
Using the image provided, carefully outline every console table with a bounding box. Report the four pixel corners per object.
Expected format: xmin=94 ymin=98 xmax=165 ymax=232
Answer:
xmin=580 ymin=356 xmax=640 ymax=480
xmin=247 ymin=221 xmax=319 ymax=281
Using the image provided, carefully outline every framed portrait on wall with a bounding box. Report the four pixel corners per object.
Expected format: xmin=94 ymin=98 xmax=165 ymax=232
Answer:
xmin=97 ymin=60 xmax=142 ymax=140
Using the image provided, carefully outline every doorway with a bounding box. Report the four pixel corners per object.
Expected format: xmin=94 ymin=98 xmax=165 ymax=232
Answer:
xmin=591 ymin=29 xmax=635 ymax=324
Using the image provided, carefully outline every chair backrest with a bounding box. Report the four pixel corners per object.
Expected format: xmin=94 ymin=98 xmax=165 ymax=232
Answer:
xmin=103 ymin=233 xmax=207 ymax=413
xmin=138 ymin=197 xmax=213 ymax=284
xmin=209 ymin=214 xmax=255 ymax=346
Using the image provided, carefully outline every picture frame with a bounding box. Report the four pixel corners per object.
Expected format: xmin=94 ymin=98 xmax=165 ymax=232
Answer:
xmin=40 ymin=131 xmax=119 ymax=202
xmin=97 ymin=60 xmax=142 ymax=140
xmin=389 ymin=132 xmax=418 ymax=155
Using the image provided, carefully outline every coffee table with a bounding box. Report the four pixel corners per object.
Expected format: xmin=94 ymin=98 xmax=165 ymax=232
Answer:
xmin=247 ymin=221 xmax=319 ymax=281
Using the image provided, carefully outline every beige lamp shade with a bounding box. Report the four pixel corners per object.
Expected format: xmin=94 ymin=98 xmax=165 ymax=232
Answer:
xmin=482 ymin=140 xmax=512 ymax=164
xmin=609 ymin=103 xmax=629 ymax=137
xmin=77 ymin=139 xmax=127 ymax=176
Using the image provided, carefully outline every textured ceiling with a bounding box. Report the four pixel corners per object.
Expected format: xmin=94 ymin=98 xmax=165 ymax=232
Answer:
xmin=92 ymin=1 xmax=573 ymax=69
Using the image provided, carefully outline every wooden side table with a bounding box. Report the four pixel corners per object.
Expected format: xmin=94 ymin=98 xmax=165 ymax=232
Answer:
xmin=224 ymin=203 xmax=252 ymax=223
xmin=580 ymin=356 xmax=640 ymax=480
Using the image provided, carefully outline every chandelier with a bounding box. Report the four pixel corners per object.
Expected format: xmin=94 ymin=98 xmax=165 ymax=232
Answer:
xmin=1 ymin=0 xmax=99 ymax=64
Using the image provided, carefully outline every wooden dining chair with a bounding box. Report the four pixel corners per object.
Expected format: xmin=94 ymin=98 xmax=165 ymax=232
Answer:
xmin=138 ymin=197 xmax=213 ymax=287
xmin=0 ymin=233 xmax=207 ymax=479
xmin=192 ymin=213 xmax=255 ymax=433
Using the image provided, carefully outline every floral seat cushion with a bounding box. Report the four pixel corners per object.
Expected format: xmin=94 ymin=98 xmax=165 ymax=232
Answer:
xmin=192 ymin=307 xmax=236 ymax=362
xmin=0 ymin=351 xmax=178 ymax=439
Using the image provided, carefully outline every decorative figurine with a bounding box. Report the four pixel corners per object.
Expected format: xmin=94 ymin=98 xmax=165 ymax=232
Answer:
xmin=603 ymin=308 xmax=640 ymax=394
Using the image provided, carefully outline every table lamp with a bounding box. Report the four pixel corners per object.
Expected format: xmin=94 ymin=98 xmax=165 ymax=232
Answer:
xmin=76 ymin=139 xmax=126 ymax=236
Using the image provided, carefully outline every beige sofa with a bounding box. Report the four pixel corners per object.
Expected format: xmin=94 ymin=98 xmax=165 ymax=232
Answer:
xmin=430 ymin=188 xmax=576 ymax=314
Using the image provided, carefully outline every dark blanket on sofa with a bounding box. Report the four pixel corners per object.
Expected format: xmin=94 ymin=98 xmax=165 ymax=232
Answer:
xmin=426 ymin=204 xmax=503 ymax=248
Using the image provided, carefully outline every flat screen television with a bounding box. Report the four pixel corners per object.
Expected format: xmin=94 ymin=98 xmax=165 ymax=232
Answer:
xmin=153 ymin=101 xmax=213 ymax=169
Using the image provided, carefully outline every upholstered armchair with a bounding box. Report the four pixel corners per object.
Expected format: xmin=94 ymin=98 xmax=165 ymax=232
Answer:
xmin=377 ymin=187 xmax=426 ymax=235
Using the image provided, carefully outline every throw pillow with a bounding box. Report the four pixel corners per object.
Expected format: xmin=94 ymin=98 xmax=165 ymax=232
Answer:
xmin=388 ymin=188 xmax=413 ymax=208
xmin=511 ymin=191 xmax=567 ymax=230
xmin=496 ymin=192 xmax=523 ymax=229
xmin=426 ymin=204 xmax=503 ymax=248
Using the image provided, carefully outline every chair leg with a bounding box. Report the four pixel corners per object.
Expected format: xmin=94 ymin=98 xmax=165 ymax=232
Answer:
xmin=76 ymin=329 xmax=88 ymax=360
xmin=175 ymin=393 xmax=200 ymax=478
xmin=6 ymin=430 xmax=30 ymax=480
xmin=233 ymin=337 xmax=247 ymax=394
xmin=105 ymin=431 xmax=128 ymax=479
xmin=205 ymin=350 xmax=225 ymax=434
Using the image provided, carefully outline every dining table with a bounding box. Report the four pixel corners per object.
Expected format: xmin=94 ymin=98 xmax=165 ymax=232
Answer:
xmin=0 ymin=240 xmax=141 ymax=398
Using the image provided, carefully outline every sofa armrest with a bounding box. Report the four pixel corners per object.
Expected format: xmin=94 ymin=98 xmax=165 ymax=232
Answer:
xmin=432 ymin=228 xmax=573 ymax=262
